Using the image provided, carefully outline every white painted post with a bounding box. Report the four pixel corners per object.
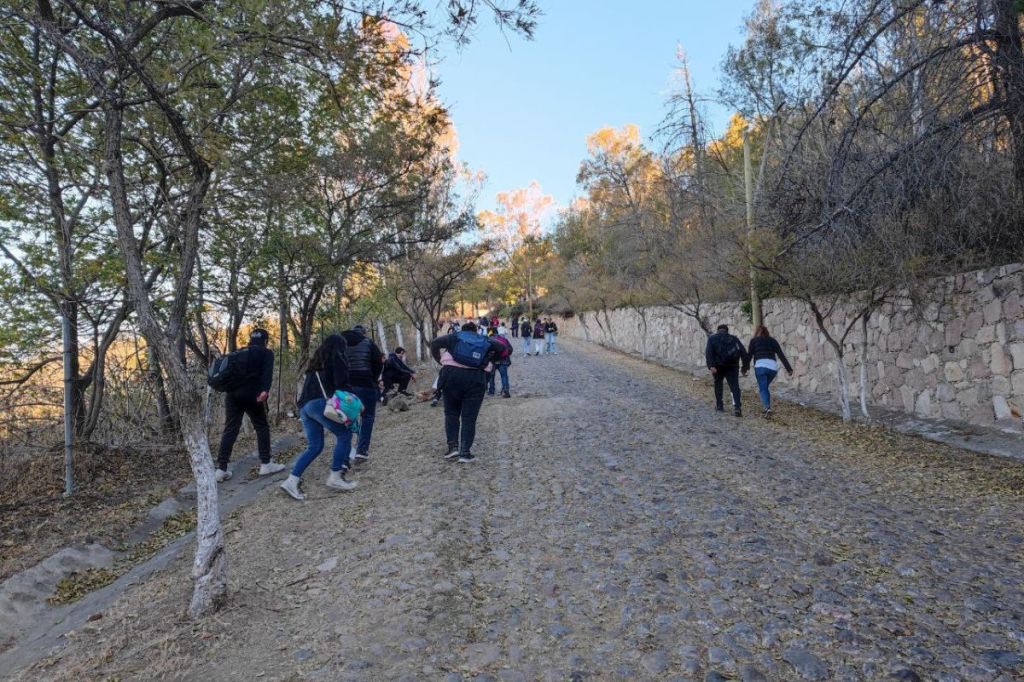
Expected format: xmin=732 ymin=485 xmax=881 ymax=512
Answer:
xmin=395 ymin=322 xmax=405 ymax=351
xmin=376 ymin=319 xmax=388 ymax=354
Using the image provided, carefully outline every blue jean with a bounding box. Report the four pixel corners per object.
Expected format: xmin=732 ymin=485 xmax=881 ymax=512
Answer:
xmin=522 ymin=337 xmax=531 ymax=354
xmin=348 ymin=385 xmax=379 ymax=455
xmin=755 ymin=366 xmax=778 ymax=410
xmin=487 ymin=364 xmax=510 ymax=394
xmin=292 ymin=399 xmax=352 ymax=476
xmin=545 ymin=332 xmax=557 ymax=353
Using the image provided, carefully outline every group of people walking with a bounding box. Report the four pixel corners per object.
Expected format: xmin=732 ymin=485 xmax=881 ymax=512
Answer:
xmin=705 ymin=324 xmax=793 ymax=418
xmin=512 ymin=316 xmax=558 ymax=356
xmin=214 ymin=315 xmax=545 ymax=500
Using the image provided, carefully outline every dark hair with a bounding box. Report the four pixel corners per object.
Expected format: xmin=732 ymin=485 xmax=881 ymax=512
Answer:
xmin=461 ymin=321 xmax=477 ymax=332
xmin=716 ymin=324 xmax=729 ymax=332
xmin=249 ymin=327 xmax=270 ymax=347
xmin=756 ymin=325 xmax=769 ymax=337
xmin=395 ymin=346 xmax=406 ymax=354
xmin=308 ymin=334 xmax=347 ymax=373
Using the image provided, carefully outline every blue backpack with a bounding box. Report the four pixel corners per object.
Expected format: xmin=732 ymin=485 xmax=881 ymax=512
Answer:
xmin=451 ymin=331 xmax=490 ymax=368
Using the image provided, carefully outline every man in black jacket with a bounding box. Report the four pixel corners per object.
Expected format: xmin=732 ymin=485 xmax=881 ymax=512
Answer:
xmin=342 ymin=325 xmax=385 ymax=464
xmin=381 ymin=347 xmax=417 ymax=404
xmin=430 ymin=322 xmax=504 ymax=463
xmin=705 ymin=324 xmax=750 ymax=417
xmin=216 ymin=328 xmax=285 ymax=482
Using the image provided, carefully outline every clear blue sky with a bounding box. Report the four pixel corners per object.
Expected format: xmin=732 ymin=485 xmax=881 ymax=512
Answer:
xmin=434 ymin=1 xmax=754 ymax=217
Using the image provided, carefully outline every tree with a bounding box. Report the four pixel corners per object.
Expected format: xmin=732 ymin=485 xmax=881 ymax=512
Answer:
xmin=478 ymin=181 xmax=554 ymax=320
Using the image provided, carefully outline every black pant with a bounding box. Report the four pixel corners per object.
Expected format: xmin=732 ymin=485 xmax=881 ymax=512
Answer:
xmin=511 ymin=325 xmax=518 ymax=338
xmin=713 ymin=365 xmax=742 ymax=410
xmin=382 ymin=371 xmax=411 ymax=394
xmin=218 ymin=394 xmax=271 ymax=468
xmin=440 ymin=366 xmax=486 ymax=454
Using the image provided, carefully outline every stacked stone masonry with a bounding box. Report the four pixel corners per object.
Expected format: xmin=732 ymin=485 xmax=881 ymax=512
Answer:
xmin=561 ymin=263 xmax=1024 ymax=432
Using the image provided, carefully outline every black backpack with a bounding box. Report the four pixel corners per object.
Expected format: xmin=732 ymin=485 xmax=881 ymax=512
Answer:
xmin=719 ymin=335 xmax=744 ymax=364
xmin=207 ymin=348 xmax=251 ymax=392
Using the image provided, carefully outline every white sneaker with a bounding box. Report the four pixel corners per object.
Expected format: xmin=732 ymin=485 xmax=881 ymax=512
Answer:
xmin=326 ymin=470 xmax=357 ymax=491
xmin=280 ymin=475 xmax=304 ymax=500
xmin=215 ymin=468 xmax=232 ymax=483
xmin=258 ymin=461 xmax=286 ymax=476
xmin=444 ymin=447 xmax=460 ymax=460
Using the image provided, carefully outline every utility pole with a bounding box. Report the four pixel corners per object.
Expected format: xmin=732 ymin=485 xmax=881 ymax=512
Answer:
xmin=743 ymin=128 xmax=763 ymax=330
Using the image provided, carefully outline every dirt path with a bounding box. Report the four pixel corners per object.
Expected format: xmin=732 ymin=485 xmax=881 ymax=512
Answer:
xmin=12 ymin=339 xmax=1024 ymax=681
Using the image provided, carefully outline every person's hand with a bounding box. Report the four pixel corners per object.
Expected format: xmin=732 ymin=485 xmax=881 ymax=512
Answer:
xmin=741 ymin=370 xmax=748 ymax=377
xmin=709 ymin=367 xmax=717 ymax=375
xmin=411 ymin=374 xmax=418 ymax=382
xmin=378 ymin=380 xmax=385 ymax=390
xmin=256 ymin=391 xmax=269 ymax=403
xmin=787 ymin=369 xmax=794 ymax=377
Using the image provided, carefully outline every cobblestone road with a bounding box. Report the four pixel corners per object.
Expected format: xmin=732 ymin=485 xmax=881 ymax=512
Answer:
xmin=17 ymin=339 xmax=1024 ymax=681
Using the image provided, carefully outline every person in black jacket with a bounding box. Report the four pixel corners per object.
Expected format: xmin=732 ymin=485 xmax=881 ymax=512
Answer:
xmin=216 ymin=328 xmax=284 ymax=482
xmin=281 ymin=334 xmax=356 ymax=499
xmin=381 ymin=347 xmax=417 ymax=404
xmin=430 ymin=322 xmax=504 ymax=463
xmin=748 ymin=325 xmax=794 ymax=418
xmin=520 ymin=318 xmax=533 ymax=355
xmin=705 ymin=324 xmax=750 ymax=417
xmin=342 ymin=325 xmax=385 ymax=464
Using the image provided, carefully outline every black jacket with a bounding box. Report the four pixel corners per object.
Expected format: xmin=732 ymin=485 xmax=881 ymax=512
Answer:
xmin=382 ymin=352 xmax=416 ymax=379
xmin=705 ymin=331 xmax=749 ymax=371
xmin=341 ymin=330 xmax=384 ymax=388
xmin=545 ymin=321 xmax=558 ymax=334
xmin=229 ymin=344 xmax=274 ymax=402
xmin=520 ymin=320 xmax=532 ymax=337
xmin=747 ymin=336 xmax=793 ymax=372
xmin=297 ymin=350 xmax=350 ymax=408
xmin=430 ymin=333 xmax=504 ymax=369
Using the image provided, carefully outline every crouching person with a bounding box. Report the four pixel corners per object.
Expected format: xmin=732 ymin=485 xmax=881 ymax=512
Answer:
xmin=281 ymin=334 xmax=358 ymax=500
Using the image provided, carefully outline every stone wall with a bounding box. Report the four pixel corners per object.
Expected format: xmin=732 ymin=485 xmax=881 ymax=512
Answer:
xmin=561 ymin=263 xmax=1024 ymax=431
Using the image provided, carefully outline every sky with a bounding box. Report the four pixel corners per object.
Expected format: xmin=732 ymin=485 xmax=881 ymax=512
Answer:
xmin=433 ymin=0 xmax=755 ymax=219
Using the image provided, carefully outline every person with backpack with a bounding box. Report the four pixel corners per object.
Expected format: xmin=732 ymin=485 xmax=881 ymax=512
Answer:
xmin=544 ymin=318 xmax=559 ymax=354
xmin=341 ymin=325 xmax=384 ymax=464
xmin=486 ymin=327 xmax=513 ymax=398
xmin=705 ymin=323 xmax=750 ymax=417
xmin=213 ymin=328 xmax=285 ymax=482
xmin=520 ymin=318 xmax=533 ymax=355
xmin=281 ymin=334 xmax=357 ymax=499
xmin=429 ymin=321 xmax=504 ymax=462
xmin=747 ymin=325 xmax=794 ymax=419
xmin=532 ymin=318 xmax=546 ymax=355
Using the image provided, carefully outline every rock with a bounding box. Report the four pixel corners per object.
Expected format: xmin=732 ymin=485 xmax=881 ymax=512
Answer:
xmin=388 ymin=395 xmax=410 ymax=412
xmin=293 ymin=648 xmax=314 ymax=662
xmin=740 ymin=665 xmax=768 ymax=681
xmin=782 ymin=648 xmax=829 ymax=680
xmin=466 ymin=643 xmax=500 ymax=668
xmin=317 ymin=556 xmax=338 ymax=573
xmin=981 ymin=650 xmax=1024 ymax=668
xmin=641 ymin=650 xmax=668 ymax=674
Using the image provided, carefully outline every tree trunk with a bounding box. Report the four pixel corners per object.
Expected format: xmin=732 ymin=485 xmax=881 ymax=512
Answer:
xmin=579 ymin=313 xmax=593 ymax=342
xmin=859 ymin=314 xmax=871 ymax=420
xmin=829 ymin=341 xmax=852 ymax=422
xmin=180 ymin=397 xmax=227 ymax=618
xmin=637 ymin=307 xmax=648 ymax=360
xmin=993 ymin=0 xmax=1024 ymax=197
xmin=601 ymin=307 xmax=617 ymax=346
xmin=103 ymin=100 xmax=225 ymax=617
